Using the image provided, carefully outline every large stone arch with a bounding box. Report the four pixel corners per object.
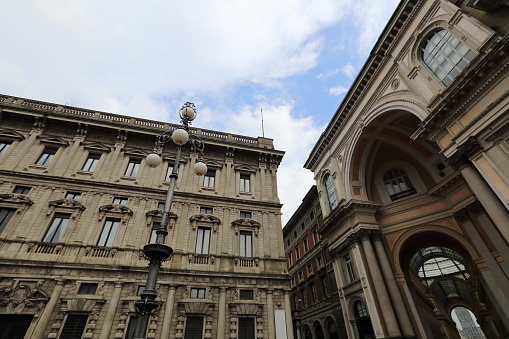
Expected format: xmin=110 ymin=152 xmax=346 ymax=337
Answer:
xmin=343 ymin=105 xmax=439 ymax=203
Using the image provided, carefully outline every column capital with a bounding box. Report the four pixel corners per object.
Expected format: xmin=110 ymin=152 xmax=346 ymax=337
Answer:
xmin=449 ymin=136 xmax=482 ymax=170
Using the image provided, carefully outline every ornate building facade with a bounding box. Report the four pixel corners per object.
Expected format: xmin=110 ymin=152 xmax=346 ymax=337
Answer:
xmin=0 ymin=95 xmax=292 ymax=339
xmin=283 ymin=186 xmax=347 ymax=339
xmin=302 ymin=0 xmax=509 ymax=338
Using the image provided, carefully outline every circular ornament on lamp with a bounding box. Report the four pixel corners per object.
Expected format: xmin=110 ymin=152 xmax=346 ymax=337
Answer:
xmin=171 ymin=129 xmax=189 ymax=145
xmin=180 ymin=105 xmax=196 ymax=121
xmin=146 ymin=153 xmax=162 ymax=168
xmin=193 ymin=161 xmax=207 ymax=176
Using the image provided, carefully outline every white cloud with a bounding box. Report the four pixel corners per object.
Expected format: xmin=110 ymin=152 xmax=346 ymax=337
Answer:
xmin=329 ymin=86 xmax=349 ymax=96
xmin=316 ymin=68 xmax=340 ymax=80
xmin=342 ymin=64 xmax=356 ymax=79
xmin=208 ymin=102 xmax=323 ymax=223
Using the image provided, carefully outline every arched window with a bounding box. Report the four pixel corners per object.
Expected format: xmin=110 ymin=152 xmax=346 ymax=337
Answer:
xmin=324 ymin=174 xmax=339 ymax=210
xmin=383 ymin=168 xmax=416 ymax=200
xmin=354 ymin=301 xmax=369 ymax=319
xmin=421 ymin=29 xmax=475 ymax=86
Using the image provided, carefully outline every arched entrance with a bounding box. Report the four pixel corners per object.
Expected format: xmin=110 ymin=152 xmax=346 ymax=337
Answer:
xmin=304 ymin=326 xmax=312 ymax=339
xmin=400 ymin=236 xmax=508 ymax=338
xmin=314 ymin=323 xmax=324 ymax=339
xmin=326 ymin=317 xmax=339 ymax=339
xmin=450 ymin=306 xmax=486 ymax=338
xmin=353 ymin=301 xmax=375 ymax=339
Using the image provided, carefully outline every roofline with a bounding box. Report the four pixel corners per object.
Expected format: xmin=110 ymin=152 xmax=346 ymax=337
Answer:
xmin=304 ymin=0 xmax=420 ymax=170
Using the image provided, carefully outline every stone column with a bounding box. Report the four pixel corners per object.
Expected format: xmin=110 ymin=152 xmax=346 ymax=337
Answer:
xmin=372 ymin=232 xmax=415 ymax=337
xmin=358 ymin=230 xmax=401 ymax=337
xmin=161 ymin=285 xmax=176 ymax=339
xmin=450 ymin=137 xmax=509 ymax=243
xmin=284 ymin=291 xmax=295 ymax=339
xmin=295 ymin=323 xmax=302 ymax=339
xmin=266 ymin=289 xmax=275 ymax=339
xmin=217 ymin=287 xmax=227 ymax=339
xmin=99 ymin=281 xmax=123 ymax=339
xmin=33 ymin=279 xmax=66 ymax=339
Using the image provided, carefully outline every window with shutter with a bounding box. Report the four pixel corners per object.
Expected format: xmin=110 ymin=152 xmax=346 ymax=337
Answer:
xmin=60 ymin=314 xmax=88 ymax=339
xmin=238 ymin=317 xmax=255 ymax=339
xmin=184 ymin=316 xmax=204 ymax=339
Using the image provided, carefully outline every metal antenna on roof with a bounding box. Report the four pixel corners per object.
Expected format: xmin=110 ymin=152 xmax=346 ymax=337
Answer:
xmin=261 ymin=108 xmax=265 ymax=138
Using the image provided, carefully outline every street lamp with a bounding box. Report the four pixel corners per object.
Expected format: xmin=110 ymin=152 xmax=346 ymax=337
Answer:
xmin=133 ymin=102 xmax=207 ymax=339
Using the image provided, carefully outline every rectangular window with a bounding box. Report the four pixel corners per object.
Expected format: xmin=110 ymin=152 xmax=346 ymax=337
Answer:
xmin=195 ymin=227 xmax=211 ymax=255
xmin=59 ymin=314 xmax=88 ymax=339
xmin=203 ymin=170 xmax=215 ymax=188
xmin=165 ymin=165 xmax=174 ymax=182
xmin=82 ymin=153 xmax=101 ymax=172
xmin=321 ymin=276 xmax=329 ymax=297
xmin=291 ymin=277 xmax=295 ymax=286
xmin=0 ymin=208 xmax=16 ymax=234
xmin=240 ymin=211 xmax=252 ymax=219
xmin=312 ymin=227 xmax=319 ymax=244
xmin=97 ymin=218 xmax=120 ymax=247
xmin=240 ymin=174 xmax=250 ymax=192
xmin=288 ymin=252 xmax=293 ymax=266
xmin=344 ymin=253 xmax=356 ymax=283
xmin=317 ymin=255 xmax=323 ymax=266
xmin=239 ymin=230 xmax=252 ymax=257
xmin=78 ymin=283 xmax=98 ymax=295
xmin=295 ymin=246 xmax=300 ymax=259
xmin=239 ymin=289 xmax=254 ymax=300
xmin=113 ymin=197 xmax=128 ymax=205
xmin=238 ymin=317 xmax=255 ymax=339
xmin=303 ymin=236 xmax=309 ymax=252
xmin=200 ymin=207 xmax=213 ymax=215
xmin=0 ymin=141 xmax=11 ymax=156
xmin=125 ymin=316 xmax=139 ymax=339
xmin=150 ymin=222 xmax=160 ymax=243
xmin=157 ymin=201 xmax=166 ymax=209
xmin=301 ymin=291 xmax=307 ymax=308
xmin=307 ymin=264 xmax=313 ymax=274
xmin=13 ymin=186 xmax=31 ymax=195
xmin=43 ymin=214 xmax=70 ymax=242
xmin=298 ymin=271 xmax=303 ymax=281
xmin=190 ymin=288 xmax=206 ymax=299
xmin=184 ymin=316 xmax=204 ymax=339
xmin=311 ymin=283 xmax=317 ymax=303
xmin=36 ymin=147 xmax=57 ymax=166
xmin=124 ymin=159 xmax=141 ymax=177
xmin=65 ymin=191 xmax=81 ymax=200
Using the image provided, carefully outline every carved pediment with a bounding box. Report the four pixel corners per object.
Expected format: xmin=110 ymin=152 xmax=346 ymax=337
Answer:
xmin=47 ymin=199 xmax=86 ymax=219
xmin=229 ymin=303 xmax=263 ymax=316
xmin=0 ymin=194 xmax=33 ymax=205
xmin=234 ymin=165 xmax=257 ymax=173
xmin=231 ymin=218 xmax=261 ymax=236
xmin=49 ymin=199 xmax=86 ymax=210
xmin=145 ymin=209 xmax=178 ymax=227
xmin=37 ymin=136 xmax=69 ymax=146
xmin=0 ymin=281 xmax=48 ymax=313
xmin=204 ymin=160 xmax=223 ymax=168
xmin=99 ymin=204 xmax=133 ymax=224
xmin=62 ymin=297 xmax=105 ymax=312
xmin=189 ymin=214 xmax=221 ymax=224
xmin=123 ymin=147 xmax=149 ymax=157
xmin=0 ymin=129 xmax=25 ymax=141
xmin=177 ymin=300 xmax=215 ymax=315
xmin=189 ymin=214 xmax=221 ymax=232
xmin=81 ymin=142 xmax=112 ymax=152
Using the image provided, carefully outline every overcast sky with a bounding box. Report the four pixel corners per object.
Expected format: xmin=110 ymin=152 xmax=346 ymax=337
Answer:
xmin=0 ymin=0 xmax=400 ymax=224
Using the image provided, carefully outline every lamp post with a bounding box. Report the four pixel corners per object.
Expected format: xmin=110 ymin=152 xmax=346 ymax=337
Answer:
xmin=133 ymin=102 xmax=207 ymax=339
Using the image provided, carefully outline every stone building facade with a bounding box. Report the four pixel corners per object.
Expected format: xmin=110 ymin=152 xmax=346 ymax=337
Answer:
xmin=302 ymin=0 xmax=509 ymax=338
xmin=0 ymin=95 xmax=293 ymax=339
xmin=283 ymin=186 xmax=347 ymax=339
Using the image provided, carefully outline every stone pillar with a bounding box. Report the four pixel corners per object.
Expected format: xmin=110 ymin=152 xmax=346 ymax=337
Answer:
xmin=99 ymin=282 xmax=123 ymax=339
xmin=372 ymin=232 xmax=415 ymax=337
xmin=358 ymin=230 xmax=401 ymax=337
xmin=284 ymin=291 xmax=295 ymax=339
xmin=450 ymin=137 xmax=509 ymax=243
xmin=295 ymin=323 xmax=302 ymax=339
xmin=161 ymin=285 xmax=176 ymax=339
xmin=266 ymin=289 xmax=275 ymax=339
xmin=217 ymin=287 xmax=227 ymax=339
xmin=33 ymin=279 xmax=66 ymax=339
